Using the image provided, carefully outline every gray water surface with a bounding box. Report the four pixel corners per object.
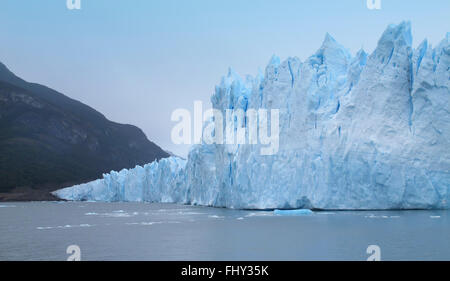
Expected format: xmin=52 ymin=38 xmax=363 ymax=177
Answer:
xmin=0 ymin=202 xmax=448 ymax=260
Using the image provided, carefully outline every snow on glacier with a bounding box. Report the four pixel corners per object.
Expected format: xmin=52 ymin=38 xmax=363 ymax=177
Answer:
xmin=54 ymin=22 xmax=450 ymax=210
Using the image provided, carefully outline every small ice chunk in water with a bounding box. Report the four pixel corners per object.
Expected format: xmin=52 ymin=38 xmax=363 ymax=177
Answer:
xmin=274 ymin=209 xmax=313 ymax=216
xmin=208 ymin=215 xmax=224 ymax=219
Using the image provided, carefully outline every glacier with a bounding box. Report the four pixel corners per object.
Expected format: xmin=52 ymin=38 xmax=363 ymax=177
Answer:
xmin=54 ymin=22 xmax=450 ymax=210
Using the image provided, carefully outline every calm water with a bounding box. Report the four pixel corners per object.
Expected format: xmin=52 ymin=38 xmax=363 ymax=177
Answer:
xmin=0 ymin=202 xmax=448 ymax=261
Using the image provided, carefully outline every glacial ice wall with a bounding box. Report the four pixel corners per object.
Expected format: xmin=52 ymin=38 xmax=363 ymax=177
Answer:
xmin=55 ymin=22 xmax=450 ymax=210
xmin=55 ymin=157 xmax=188 ymax=203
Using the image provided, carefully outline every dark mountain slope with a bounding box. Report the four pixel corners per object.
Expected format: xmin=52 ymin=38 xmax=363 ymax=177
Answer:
xmin=0 ymin=63 xmax=169 ymax=200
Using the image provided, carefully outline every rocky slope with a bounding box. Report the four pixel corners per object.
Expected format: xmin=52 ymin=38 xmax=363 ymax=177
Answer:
xmin=0 ymin=62 xmax=169 ymax=200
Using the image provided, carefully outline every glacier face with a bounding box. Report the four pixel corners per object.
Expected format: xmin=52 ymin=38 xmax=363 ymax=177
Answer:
xmin=54 ymin=157 xmax=188 ymax=203
xmin=54 ymin=22 xmax=450 ymax=210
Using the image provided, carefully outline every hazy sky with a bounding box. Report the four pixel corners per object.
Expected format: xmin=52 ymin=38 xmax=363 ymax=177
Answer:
xmin=0 ymin=0 xmax=449 ymax=156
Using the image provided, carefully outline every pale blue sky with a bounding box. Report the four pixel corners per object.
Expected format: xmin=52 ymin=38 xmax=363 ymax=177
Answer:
xmin=0 ymin=0 xmax=449 ymax=156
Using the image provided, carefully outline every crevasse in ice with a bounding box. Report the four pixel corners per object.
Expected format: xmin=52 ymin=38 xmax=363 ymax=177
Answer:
xmin=54 ymin=22 xmax=450 ymax=210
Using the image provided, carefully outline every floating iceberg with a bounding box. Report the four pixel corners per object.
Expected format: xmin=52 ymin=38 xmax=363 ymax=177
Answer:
xmin=274 ymin=209 xmax=313 ymax=216
xmin=55 ymin=22 xmax=450 ymax=210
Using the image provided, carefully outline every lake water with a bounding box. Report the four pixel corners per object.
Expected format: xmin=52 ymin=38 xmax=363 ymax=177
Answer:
xmin=0 ymin=202 xmax=448 ymax=261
